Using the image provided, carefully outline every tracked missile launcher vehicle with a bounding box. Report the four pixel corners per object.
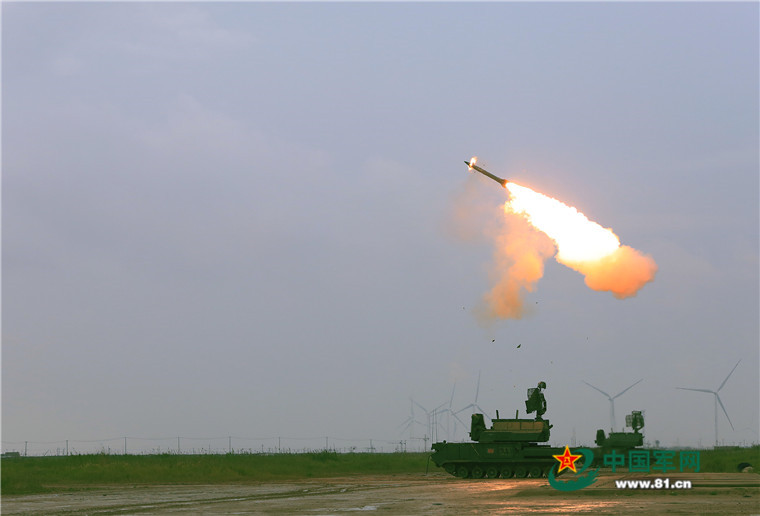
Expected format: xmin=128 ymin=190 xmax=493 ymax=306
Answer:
xmin=593 ymin=410 xmax=645 ymax=465
xmin=430 ymin=381 xmax=571 ymax=479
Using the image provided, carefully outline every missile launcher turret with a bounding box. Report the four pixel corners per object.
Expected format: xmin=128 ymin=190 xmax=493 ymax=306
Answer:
xmin=430 ymin=381 xmax=571 ymax=479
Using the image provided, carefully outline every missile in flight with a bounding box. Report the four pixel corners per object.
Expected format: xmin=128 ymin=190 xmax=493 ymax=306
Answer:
xmin=464 ymin=159 xmax=508 ymax=188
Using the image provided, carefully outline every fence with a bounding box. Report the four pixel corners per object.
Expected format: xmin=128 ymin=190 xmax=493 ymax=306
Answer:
xmin=1 ymin=435 xmax=434 ymax=457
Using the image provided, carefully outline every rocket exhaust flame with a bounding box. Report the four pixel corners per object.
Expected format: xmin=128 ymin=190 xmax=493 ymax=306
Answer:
xmin=504 ymin=182 xmax=658 ymax=301
xmin=460 ymin=158 xmax=657 ymax=320
xmin=505 ymin=183 xmax=619 ymax=264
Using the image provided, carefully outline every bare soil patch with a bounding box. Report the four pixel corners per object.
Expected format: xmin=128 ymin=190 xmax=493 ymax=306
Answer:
xmin=2 ymin=472 xmax=757 ymax=515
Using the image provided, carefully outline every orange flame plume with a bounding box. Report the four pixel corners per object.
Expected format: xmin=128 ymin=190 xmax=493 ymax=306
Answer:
xmin=503 ymin=182 xmax=657 ymax=302
xmin=452 ymin=160 xmax=657 ymax=321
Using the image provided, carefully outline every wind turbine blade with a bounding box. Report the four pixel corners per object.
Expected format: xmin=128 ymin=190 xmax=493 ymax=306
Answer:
xmin=452 ymin=412 xmax=469 ymax=429
xmin=583 ymin=381 xmax=612 ymax=399
xmin=717 ymin=360 xmax=741 ymax=392
xmin=677 ymin=387 xmax=715 ymax=394
xmin=716 ymin=394 xmax=735 ymax=431
xmin=431 ymin=402 xmax=447 ymax=413
xmin=613 ymin=379 xmax=643 ymax=399
xmin=449 ymin=383 xmax=456 ymax=409
xmin=411 ymin=399 xmax=429 ymax=414
xmin=474 ymin=404 xmax=492 ymax=420
xmin=397 ymin=417 xmax=412 ymax=429
xmin=475 ymin=371 xmax=481 ymax=403
xmin=455 ymin=404 xmax=475 ymax=415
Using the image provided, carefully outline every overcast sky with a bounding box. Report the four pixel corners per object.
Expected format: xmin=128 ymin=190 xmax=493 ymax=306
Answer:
xmin=3 ymin=2 xmax=758 ymax=454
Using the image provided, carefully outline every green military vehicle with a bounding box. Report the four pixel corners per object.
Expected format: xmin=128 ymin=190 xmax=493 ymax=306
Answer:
xmin=593 ymin=410 xmax=645 ymax=465
xmin=430 ymin=381 xmax=570 ymax=479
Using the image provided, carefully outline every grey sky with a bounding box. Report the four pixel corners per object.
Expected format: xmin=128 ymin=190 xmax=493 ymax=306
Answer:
xmin=3 ymin=2 xmax=758 ymax=453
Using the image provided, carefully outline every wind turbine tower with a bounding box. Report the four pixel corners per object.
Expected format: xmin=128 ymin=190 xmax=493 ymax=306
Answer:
xmin=583 ymin=379 xmax=643 ymax=432
xmin=435 ymin=383 xmax=469 ymax=441
xmin=677 ymin=360 xmax=740 ymax=447
xmin=455 ymin=371 xmax=492 ymax=424
xmin=412 ymin=398 xmax=448 ymax=443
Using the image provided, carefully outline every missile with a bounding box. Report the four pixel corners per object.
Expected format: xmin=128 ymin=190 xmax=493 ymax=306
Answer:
xmin=464 ymin=160 xmax=508 ymax=187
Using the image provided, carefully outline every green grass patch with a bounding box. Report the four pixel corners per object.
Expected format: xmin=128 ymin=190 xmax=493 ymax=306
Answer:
xmin=1 ymin=452 xmax=430 ymax=495
xmin=3 ymin=446 xmax=757 ymax=496
xmin=698 ymin=445 xmax=759 ymax=473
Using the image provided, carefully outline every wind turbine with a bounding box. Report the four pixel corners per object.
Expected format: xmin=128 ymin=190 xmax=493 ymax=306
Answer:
xmin=677 ymin=360 xmax=740 ymax=447
xmin=455 ymin=371 xmax=492 ymax=423
xmin=433 ymin=383 xmax=469 ymax=441
xmin=583 ymin=378 xmax=642 ymax=432
xmin=398 ymin=399 xmax=425 ymax=440
xmin=411 ymin=398 xmax=448 ymax=442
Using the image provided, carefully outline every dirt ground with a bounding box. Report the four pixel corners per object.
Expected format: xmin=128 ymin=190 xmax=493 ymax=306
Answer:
xmin=2 ymin=472 xmax=758 ymax=515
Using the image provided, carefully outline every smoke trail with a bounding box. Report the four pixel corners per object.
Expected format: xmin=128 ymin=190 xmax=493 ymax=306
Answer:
xmin=449 ymin=176 xmax=553 ymax=321
xmin=476 ymin=214 xmax=555 ymax=321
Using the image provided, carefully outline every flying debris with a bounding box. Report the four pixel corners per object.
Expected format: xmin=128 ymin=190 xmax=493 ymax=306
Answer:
xmin=465 ymin=158 xmax=508 ymax=188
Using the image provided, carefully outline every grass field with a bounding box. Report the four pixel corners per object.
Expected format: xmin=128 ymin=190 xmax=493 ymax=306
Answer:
xmin=0 ymin=451 xmax=430 ymax=495
xmin=2 ymin=446 xmax=757 ymax=496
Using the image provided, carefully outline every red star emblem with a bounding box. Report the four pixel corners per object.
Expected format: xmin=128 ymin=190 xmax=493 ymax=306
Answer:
xmin=553 ymin=446 xmax=582 ymax=473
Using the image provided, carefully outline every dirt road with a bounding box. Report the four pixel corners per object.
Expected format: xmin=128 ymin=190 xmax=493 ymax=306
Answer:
xmin=2 ymin=472 xmax=758 ymax=515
